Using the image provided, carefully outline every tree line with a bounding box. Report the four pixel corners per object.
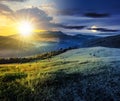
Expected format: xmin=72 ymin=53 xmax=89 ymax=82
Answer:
xmin=0 ymin=47 xmax=77 ymax=64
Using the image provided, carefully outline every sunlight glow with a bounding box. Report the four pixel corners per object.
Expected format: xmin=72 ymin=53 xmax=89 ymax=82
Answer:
xmin=18 ymin=21 xmax=34 ymax=36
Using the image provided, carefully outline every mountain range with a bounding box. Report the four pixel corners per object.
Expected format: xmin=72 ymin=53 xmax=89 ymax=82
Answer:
xmin=0 ymin=31 xmax=97 ymax=58
xmin=84 ymin=34 xmax=120 ymax=48
xmin=0 ymin=31 xmax=120 ymax=58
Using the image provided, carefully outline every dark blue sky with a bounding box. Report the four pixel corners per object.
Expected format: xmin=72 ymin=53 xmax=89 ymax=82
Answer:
xmin=58 ymin=0 xmax=120 ymax=12
xmin=56 ymin=0 xmax=120 ymax=36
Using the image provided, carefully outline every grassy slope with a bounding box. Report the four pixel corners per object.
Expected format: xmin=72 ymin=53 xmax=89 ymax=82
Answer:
xmin=85 ymin=34 xmax=120 ymax=48
xmin=0 ymin=47 xmax=120 ymax=101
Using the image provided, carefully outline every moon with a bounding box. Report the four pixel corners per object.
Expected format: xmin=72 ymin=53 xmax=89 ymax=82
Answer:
xmin=91 ymin=25 xmax=97 ymax=32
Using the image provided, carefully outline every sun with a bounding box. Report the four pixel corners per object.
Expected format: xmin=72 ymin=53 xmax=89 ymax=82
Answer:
xmin=91 ymin=25 xmax=97 ymax=32
xmin=18 ymin=21 xmax=34 ymax=36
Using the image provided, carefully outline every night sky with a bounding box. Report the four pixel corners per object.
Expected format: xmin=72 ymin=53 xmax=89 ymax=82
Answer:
xmin=56 ymin=0 xmax=120 ymax=36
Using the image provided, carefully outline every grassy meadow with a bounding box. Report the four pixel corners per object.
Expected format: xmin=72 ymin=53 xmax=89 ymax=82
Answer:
xmin=0 ymin=47 xmax=120 ymax=101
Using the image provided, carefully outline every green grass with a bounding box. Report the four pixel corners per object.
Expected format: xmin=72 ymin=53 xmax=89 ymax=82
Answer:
xmin=0 ymin=47 xmax=120 ymax=101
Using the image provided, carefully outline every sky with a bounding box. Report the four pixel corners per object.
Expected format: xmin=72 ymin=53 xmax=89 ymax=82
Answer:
xmin=0 ymin=0 xmax=58 ymax=36
xmin=0 ymin=0 xmax=120 ymax=36
xmin=56 ymin=0 xmax=120 ymax=36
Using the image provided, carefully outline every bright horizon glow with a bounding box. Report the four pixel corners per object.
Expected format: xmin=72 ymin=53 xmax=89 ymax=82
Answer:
xmin=91 ymin=25 xmax=97 ymax=33
xmin=18 ymin=21 xmax=34 ymax=36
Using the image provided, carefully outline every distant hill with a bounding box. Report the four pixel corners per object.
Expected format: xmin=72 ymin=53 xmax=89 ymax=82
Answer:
xmin=11 ymin=31 xmax=84 ymax=43
xmin=11 ymin=31 xmax=98 ymax=42
xmin=10 ymin=31 xmax=99 ymax=49
xmin=0 ymin=36 xmax=32 ymax=50
xmin=75 ymin=34 xmax=98 ymax=41
xmin=0 ymin=31 xmax=99 ymax=57
xmin=84 ymin=34 xmax=120 ymax=48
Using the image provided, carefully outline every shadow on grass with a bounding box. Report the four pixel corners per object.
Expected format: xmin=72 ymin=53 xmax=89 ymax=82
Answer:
xmin=0 ymin=70 xmax=120 ymax=101
xmin=33 ymin=70 xmax=120 ymax=101
xmin=0 ymin=73 xmax=32 ymax=101
xmin=0 ymin=73 xmax=27 ymax=82
xmin=0 ymin=82 xmax=32 ymax=101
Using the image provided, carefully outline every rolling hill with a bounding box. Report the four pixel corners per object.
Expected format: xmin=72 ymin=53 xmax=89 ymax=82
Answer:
xmin=0 ymin=46 xmax=120 ymax=101
xmin=0 ymin=31 xmax=98 ymax=58
xmin=0 ymin=32 xmax=119 ymax=101
xmin=0 ymin=36 xmax=32 ymax=50
xmin=84 ymin=34 xmax=120 ymax=48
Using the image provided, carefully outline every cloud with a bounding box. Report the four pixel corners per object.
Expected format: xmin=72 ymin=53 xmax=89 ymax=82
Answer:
xmin=88 ymin=27 xmax=119 ymax=32
xmin=39 ymin=3 xmax=58 ymax=16
xmin=39 ymin=3 xmax=56 ymax=8
xmin=56 ymin=24 xmax=86 ymax=30
xmin=0 ymin=3 xmax=14 ymax=19
xmin=0 ymin=0 xmax=27 ymax=2
xmin=56 ymin=9 xmax=110 ymax=18
xmin=0 ymin=3 xmax=54 ymax=30
xmin=84 ymin=13 xmax=110 ymax=18
xmin=0 ymin=3 xmax=13 ymax=13
xmin=55 ymin=9 xmax=81 ymax=16
xmin=15 ymin=7 xmax=53 ymax=29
